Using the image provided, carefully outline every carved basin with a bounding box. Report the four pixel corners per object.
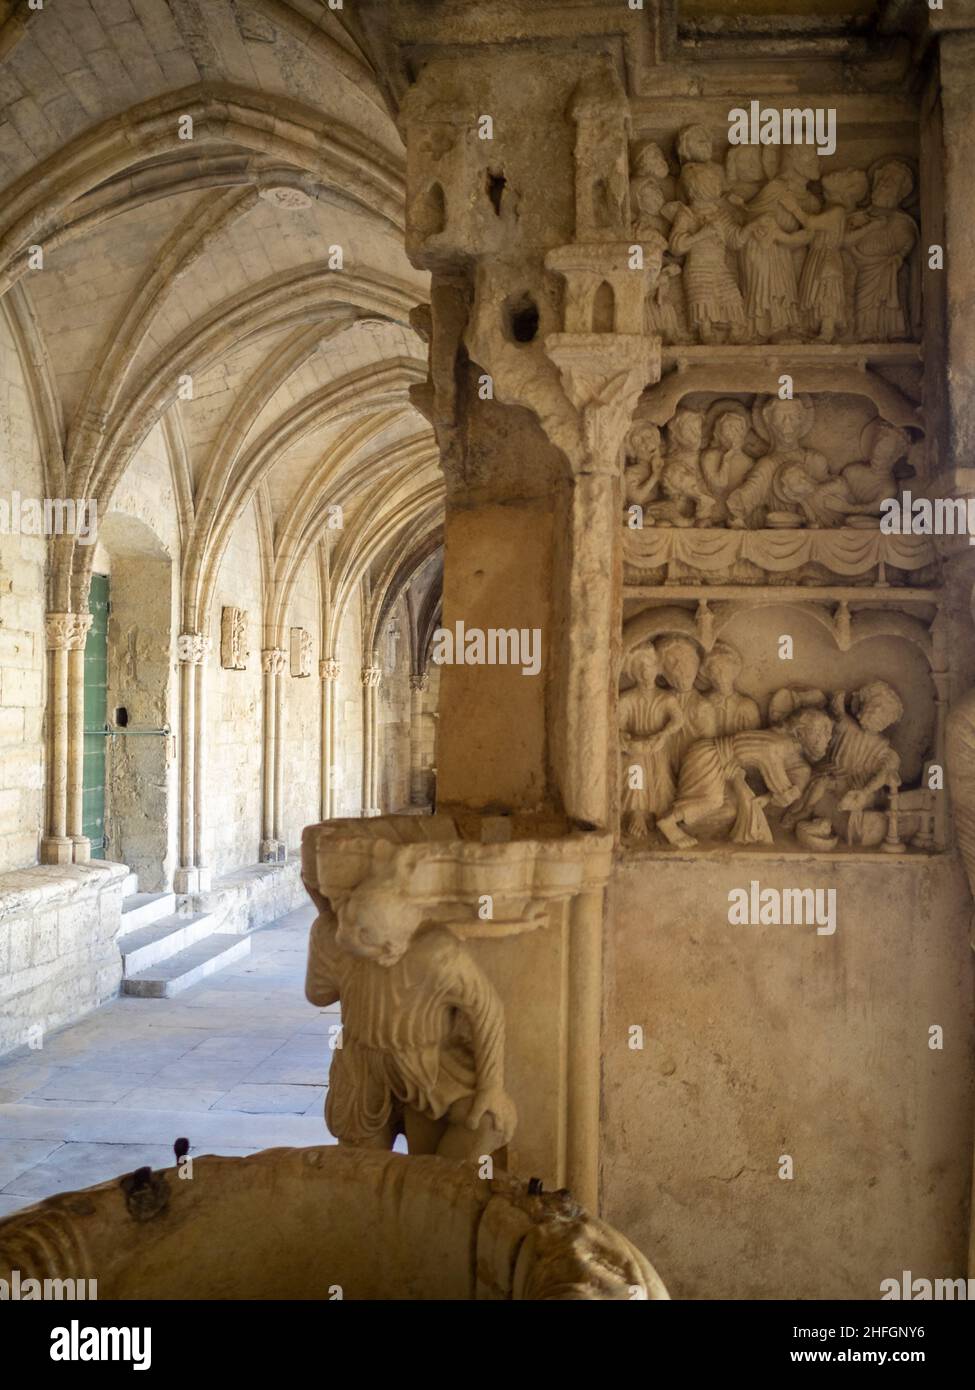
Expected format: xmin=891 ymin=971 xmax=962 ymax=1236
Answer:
xmin=0 ymin=1147 xmax=668 ymax=1301
xmin=303 ymin=813 xmax=613 ymax=927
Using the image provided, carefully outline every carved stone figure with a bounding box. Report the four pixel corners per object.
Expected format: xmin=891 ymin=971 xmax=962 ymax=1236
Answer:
xmin=306 ymin=877 xmax=516 ymax=1161
xmin=220 ymin=607 xmax=248 ymax=670
xmin=655 ymin=634 xmax=717 ymax=762
xmin=786 ymin=167 xmax=869 ymax=342
xmin=782 ymin=681 xmax=903 ymax=843
xmin=619 ymin=643 xmax=684 ymax=840
xmin=290 ymin=626 xmax=313 ymax=678
xmin=623 ymin=421 xmax=665 ymax=519
xmin=726 ymin=396 xmax=828 ymax=529
xmin=669 ymin=162 xmax=751 ymax=344
xmin=700 ymin=641 xmax=761 ymax=735
xmin=648 ymin=408 xmax=715 ymax=526
xmin=700 ymin=403 xmax=754 ymax=524
xmin=802 ymin=420 xmax=912 ymax=528
xmin=656 ymin=708 xmax=834 ymax=848
xmin=732 ymin=146 xmax=821 ymax=341
xmin=847 ymin=160 xmax=919 ymax=342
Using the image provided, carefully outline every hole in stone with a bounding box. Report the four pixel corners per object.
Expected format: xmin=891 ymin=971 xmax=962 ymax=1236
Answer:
xmin=592 ymin=280 xmax=615 ymax=333
xmin=115 ymin=707 xmax=129 ymax=728
xmin=504 ymin=293 xmax=539 ymax=344
xmin=486 ymin=169 xmax=506 ymax=215
xmin=414 ymin=181 xmax=446 ymax=238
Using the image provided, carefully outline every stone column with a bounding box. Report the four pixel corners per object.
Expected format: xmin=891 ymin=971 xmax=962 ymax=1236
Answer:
xmin=360 ymin=663 xmax=382 ymax=817
xmin=392 ymin=44 xmax=658 ymax=1206
xmin=408 ymin=671 xmax=429 ymax=806
xmin=260 ymin=648 xmax=287 ymax=861
xmin=174 ymin=632 xmax=207 ymax=893
xmin=193 ymin=643 xmax=212 ymax=892
xmin=319 ymin=658 xmax=341 ymax=818
xmin=41 ymin=613 xmax=76 ymax=865
xmin=66 ymin=612 xmax=93 ymax=863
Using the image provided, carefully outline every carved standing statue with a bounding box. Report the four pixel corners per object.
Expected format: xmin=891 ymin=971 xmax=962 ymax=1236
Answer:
xmin=305 ymin=875 xmax=517 ymax=1161
xmin=846 ymin=159 xmax=919 ymax=342
xmin=619 ymin=642 xmax=684 ymax=840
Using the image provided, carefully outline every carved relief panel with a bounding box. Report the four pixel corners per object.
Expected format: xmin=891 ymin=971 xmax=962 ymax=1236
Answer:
xmin=290 ymin=627 xmax=313 ymax=678
xmin=220 ymin=607 xmax=249 ymax=671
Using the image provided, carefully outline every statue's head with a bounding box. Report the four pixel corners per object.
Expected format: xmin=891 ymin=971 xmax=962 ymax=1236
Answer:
xmin=853 ymin=680 xmax=903 ymax=734
xmin=763 ymin=397 xmax=812 ymax=450
xmin=676 ymin=124 xmax=713 ymax=166
xmin=702 ymin=641 xmax=743 ymax=695
xmin=626 ymin=421 xmax=661 ymax=465
xmin=335 ymin=884 xmax=423 ymax=967
xmin=627 ymin=644 xmax=661 ymax=691
xmin=657 ymin=635 xmax=700 ymax=693
xmin=714 ymin=412 xmax=748 ymax=449
xmin=681 ymin=161 xmax=722 ymax=207
xmin=822 ymin=167 xmax=868 ymax=212
xmin=632 ymin=175 xmax=665 ymax=218
xmin=871 ymin=159 xmax=913 ymax=210
xmin=668 ymin=408 xmax=703 ymax=451
xmin=788 ymin=708 xmax=834 ymax=763
xmin=781 ymin=144 xmax=820 ymax=184
xmin=862 ymin=420 xmax=911 ymax=471
xmin=632 ymin=140 xmax=669 ymax=181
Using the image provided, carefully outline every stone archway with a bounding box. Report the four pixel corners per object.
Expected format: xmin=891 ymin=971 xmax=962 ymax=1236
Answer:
xmin=93 ymin=513 xmax=176 ymax=892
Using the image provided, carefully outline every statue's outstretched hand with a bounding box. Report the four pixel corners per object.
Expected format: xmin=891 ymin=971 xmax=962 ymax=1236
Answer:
xmin=467 ymin=1088 xmax=517 ymax=1143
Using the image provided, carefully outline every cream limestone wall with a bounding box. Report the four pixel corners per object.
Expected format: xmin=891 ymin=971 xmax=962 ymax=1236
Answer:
xmin=279 ymin=552 xmax=322 ymax=852
xmin=207 ymin=503 xmax=265 ymax=873
xmin=0 ymin=308 xmax=46 ymax=874
xmin=378 ymin=592 xmax=412 ymax=812
xmin=603 ymin=854 xmax=975 ymax=1300
xmin=333 ymin=593 xmax=364 ymax=817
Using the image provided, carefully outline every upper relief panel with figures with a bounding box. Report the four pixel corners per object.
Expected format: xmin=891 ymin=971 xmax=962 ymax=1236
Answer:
xmin=630 ymin=124 xmax=920 ymax=348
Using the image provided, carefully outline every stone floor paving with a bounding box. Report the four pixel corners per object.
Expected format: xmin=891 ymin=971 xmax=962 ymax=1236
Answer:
xmin=0 ymin=903 xmax=342 ymax=1218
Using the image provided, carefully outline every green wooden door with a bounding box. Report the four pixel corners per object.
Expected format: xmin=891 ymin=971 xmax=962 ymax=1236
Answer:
xmin=82 ymin=574 xmax=109 ymax=858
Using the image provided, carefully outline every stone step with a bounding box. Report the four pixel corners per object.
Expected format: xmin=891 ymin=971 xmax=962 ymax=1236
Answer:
xmin=119 ymin=872 xmax=139 ymax=898
xmin=122 ymin=934 xmax=252 ymax=998
xmin=118 ymin=891 xmax=177 ymax=936
xmin=119 ymin=911 xmax=219 ymax=976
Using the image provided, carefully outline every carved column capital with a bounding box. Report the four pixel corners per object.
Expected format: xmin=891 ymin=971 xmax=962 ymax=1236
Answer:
xmin=361 ymin=665 xmax=382 ymax=689
xmin=177 ymin=632 xmax=210 ymax=665
xmin=67 ymin=613 xmax=93 ymax=650
xmin=261 ymin=648 xmax=288 ymax=676
xmin=409 ymin=672 xmax=429 ymax=694
xmin=319 ymin=658 xmax=341 ymax=681
xmin=45 ymin=613 xmax=77 ymax=650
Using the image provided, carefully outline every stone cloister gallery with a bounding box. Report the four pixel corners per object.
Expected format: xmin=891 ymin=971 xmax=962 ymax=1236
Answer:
xmin=0 ymin=0 xmax=974 ymax=1313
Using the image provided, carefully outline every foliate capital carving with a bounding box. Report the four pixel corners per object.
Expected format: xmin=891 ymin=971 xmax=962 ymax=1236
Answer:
xmin=319 ymin=659 xmax=341 ymax=681
xmin=361 ymin=665 xmax=382 ymax=689
xmin=46 ymin=613 xmax=78 ymax=650
xmin=177 ymin=632 xmax=210 ymax=665
xmin=261 ymin=648 xmax=287 ymax=676
xmin=410 ymin=673 xmax=429 ymax=694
